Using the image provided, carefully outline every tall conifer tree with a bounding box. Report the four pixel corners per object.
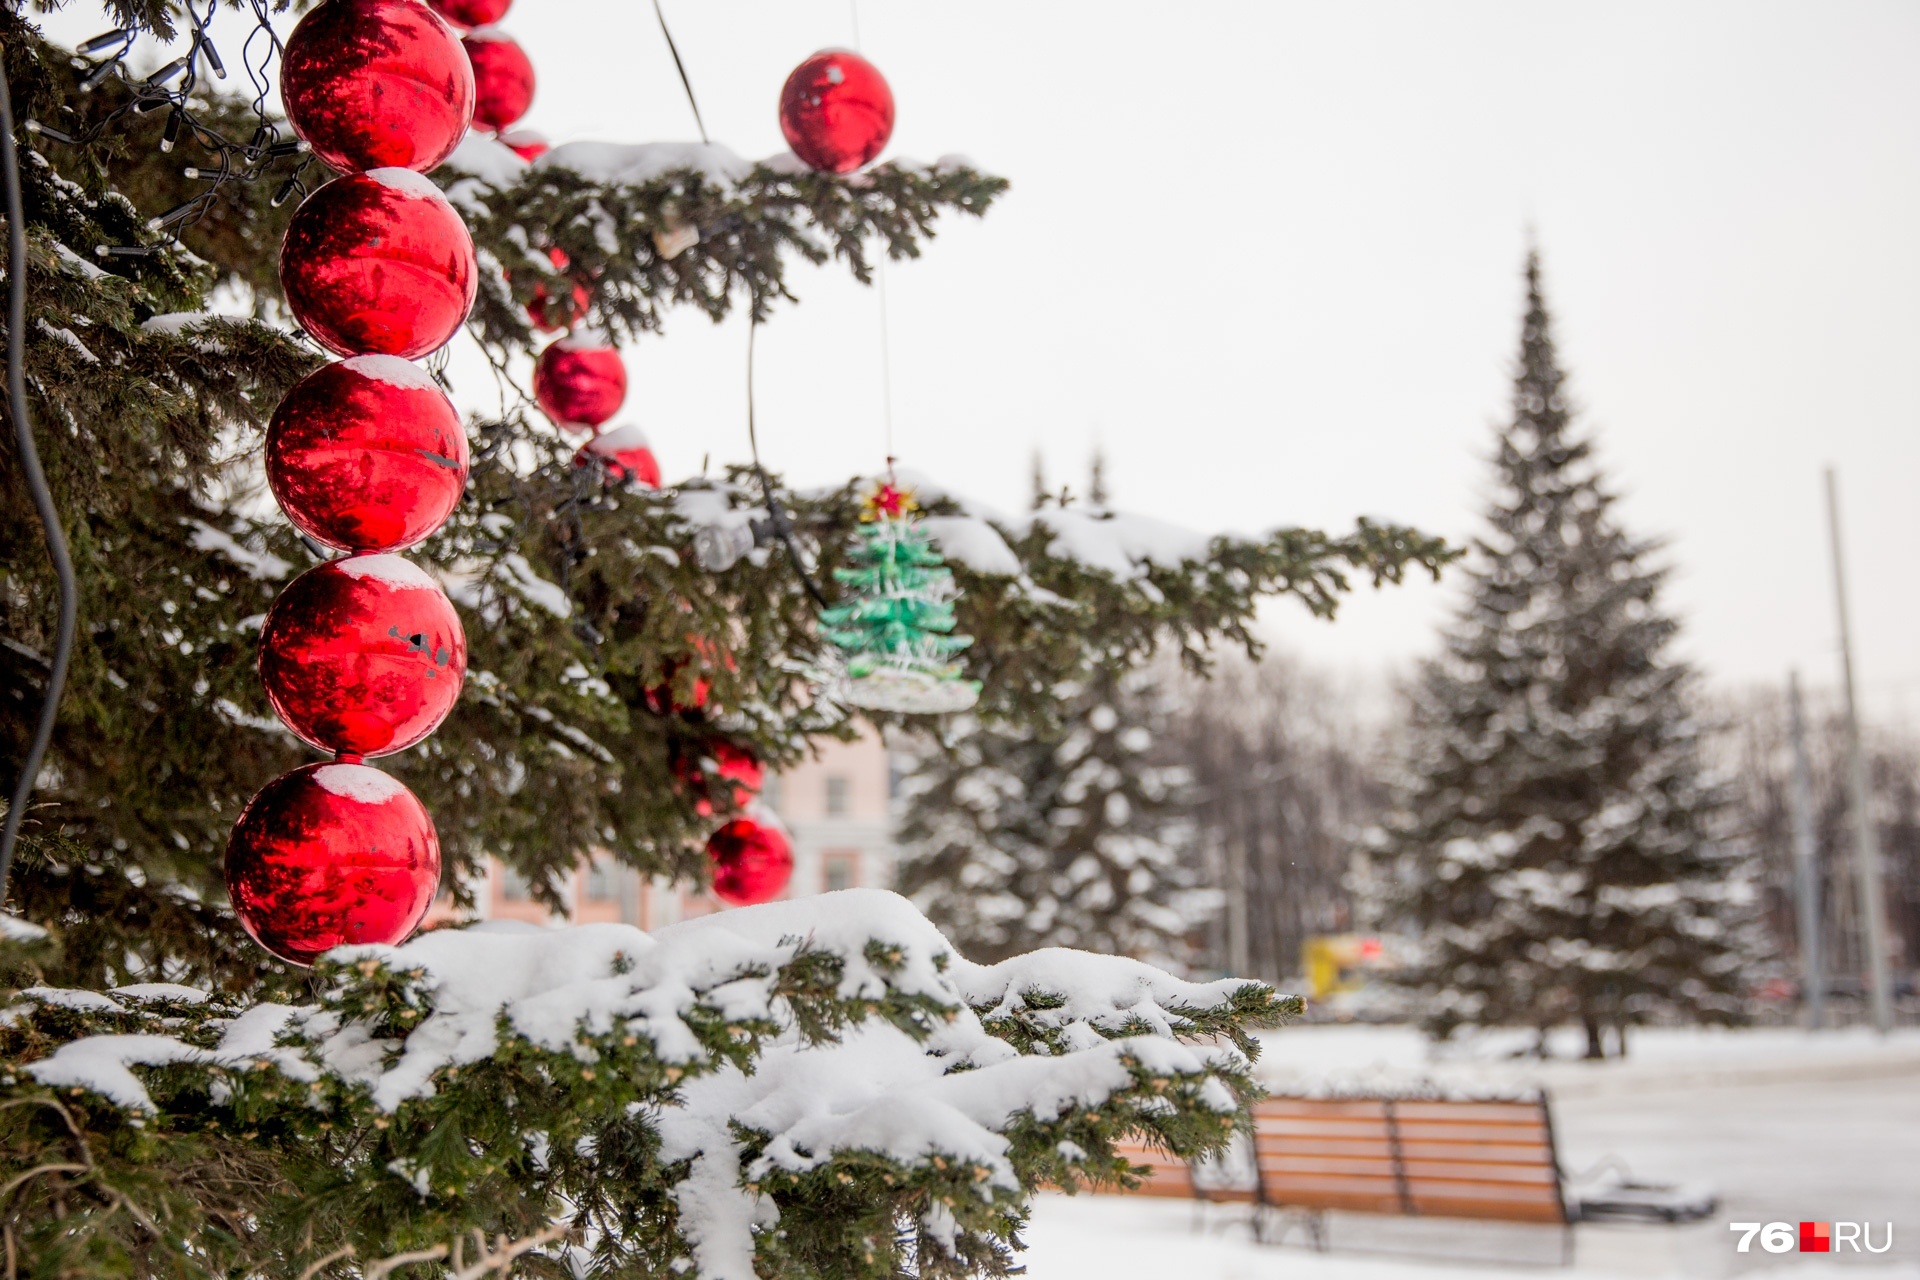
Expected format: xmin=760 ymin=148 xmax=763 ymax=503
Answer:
xmin=1369 ymin=253 xmax=1758 ymax=1058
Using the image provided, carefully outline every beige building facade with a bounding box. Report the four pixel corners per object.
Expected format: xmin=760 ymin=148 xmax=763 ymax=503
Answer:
xmin=434 ymin=725 xmax=898 ymax=930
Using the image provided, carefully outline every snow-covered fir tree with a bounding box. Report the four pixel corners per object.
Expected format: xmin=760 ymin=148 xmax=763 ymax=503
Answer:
xmin=897 ymin=663 xmax=1211 ymax=969
xmin=0 ymin=4 xmax=1452 ymax=1273
xmin=1367 ymin=253 xmax=1760 ymax=1059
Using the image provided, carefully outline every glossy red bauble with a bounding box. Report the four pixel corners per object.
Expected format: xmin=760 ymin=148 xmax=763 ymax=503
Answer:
xmin=573 ymin=424 xmax=660 ymax=488
xmin=526 ymin=246 xmax=590 ymax=333
xmin=281 ymin=170 xmax=478 ymax=359
xmin=428 ymin=0 xmax=510 ymax=28
xmin=706 ymin=812 xmax=793 ymax=906
xmin=267 ymin=356 xmax=469 ymax=553
xmin=464 ymin=29 xmax=535 ymax=132
xmin=259 ymin=554 xmax=467 ymax=757
xmin=227 ymin=762 xmax=441 ymax=966
xmin=779 ymin=50 xmax=894 ymax=174
xmin=534 ymin=335 xmax=626 ymax=431
xmin=282 ymin=0 xmax=474 ymax=175
xmin=672 ymin=738 xmax=764 ymax=817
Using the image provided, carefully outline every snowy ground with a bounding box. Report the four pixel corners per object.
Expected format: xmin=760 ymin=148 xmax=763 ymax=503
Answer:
xmin=1020 ymin=1025 xmax=1920 ymax=1279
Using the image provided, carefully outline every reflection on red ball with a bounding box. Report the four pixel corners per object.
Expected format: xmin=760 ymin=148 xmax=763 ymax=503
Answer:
xmin=573 ymin=424 xmax=660 ymax=488
xmin=526 ymin=245 xmax=591 ymax=333
xmin=428 ymin=0 xmax=511 ymax=28
xmin=226 ymin=762 xmax=440 ymax=966
xmin=498 ymin=128 xmax=548 ymax=161
xmin=282 ymin=0 xmax=475 ymax=175
xmin=464 ymin=28 xmax=535 ymax=132
xmin=281 ymin=170 xmax=478 ymax=359
xmin=534 ymin=335 xmax=626 ymax=431
xmin=267 ymin=356 xmax=469 ymax=553
xmin=778 ymin=50 xmax=894 ymax=174
xmin=707 ymin=813 xmax=793 ymax=906
xmin=672 ymin=738 xmax=764 ymax=817
xmin=259 ymin=554 xmax=467 ymax=757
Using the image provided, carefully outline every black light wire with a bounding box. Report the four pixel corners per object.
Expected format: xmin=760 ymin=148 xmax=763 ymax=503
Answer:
xmin=649 ymin=0 xmax=708 ymax=145
xmin=0 ymin=55 xmax=79 ymax=907
xmin=745 ymin=302 xmax=828 ymax=610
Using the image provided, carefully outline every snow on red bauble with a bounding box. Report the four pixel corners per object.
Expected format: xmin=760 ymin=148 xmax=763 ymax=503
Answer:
xmin=226 ymin=761 xmax=440 ymax=966
xmin=267 ymin=356 xmax=469 ymax=553
xmin=428 ymin=0 xmax=511 ymax=28
xmin=707 ymin=811 xmax=793 ymax=906
xmin=259 ymin=554 xmax=467 ymax=757
xmin=672 ymin=738 xmax=764 ymax=817
xmin=534 ymin=334 xmax=626 ymax=431
xmin=779 ymin=50 xmax=894 ymax=174
xmin=526 ymin=246 xmax=591 ymax=333
xmin=281 ymin=170 xmax=478 ymax=359
xmin=573 ymin=424 xmax=661 ymax=488
xmin=281 ymin=0 xmax=475 ymax=175
xmin=499 ymin=127 xmax=548 ymax=161
xmin=464 ymin=28 xmax=535 ymax=132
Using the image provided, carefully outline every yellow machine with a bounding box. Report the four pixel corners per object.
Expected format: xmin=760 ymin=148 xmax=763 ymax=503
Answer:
xmin=1301 ymin=934 xmax=1392 ymax=999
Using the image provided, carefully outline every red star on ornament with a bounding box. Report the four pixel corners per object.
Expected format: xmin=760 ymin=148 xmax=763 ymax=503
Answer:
xmin=864 ymin=481 xmax=916 ymax=520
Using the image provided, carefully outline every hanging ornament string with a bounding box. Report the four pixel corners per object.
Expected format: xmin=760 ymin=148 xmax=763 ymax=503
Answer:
xmin=649 ymin=0 xmax=708 ymax=145
xmin=0 ymin=54 xmax=78 ymax=906
xmin=744 ymin=301 xmax=829 ymax=610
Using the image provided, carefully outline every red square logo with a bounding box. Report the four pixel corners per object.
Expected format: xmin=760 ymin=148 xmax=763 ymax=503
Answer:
xmin=1801 ymin=1222 xmax=1831 ymax=1253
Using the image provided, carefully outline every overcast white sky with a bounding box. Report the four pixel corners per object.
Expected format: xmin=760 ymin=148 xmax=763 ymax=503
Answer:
xmin=504 ymin=0 xmax=1920 ymax=722
xmin=53 ymin=2 xmax=1920 ymax=719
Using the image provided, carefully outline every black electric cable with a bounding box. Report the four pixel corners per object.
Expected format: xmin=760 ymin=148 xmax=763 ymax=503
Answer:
xmin=650 ymin=0 xmax=708 ymax=145
xmin=744 ymin=308 xmax=829 ymax=610
xmin=0 ymin=57 xmax=79 ymax=906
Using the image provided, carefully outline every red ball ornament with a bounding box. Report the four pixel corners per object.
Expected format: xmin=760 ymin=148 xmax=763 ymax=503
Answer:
xmin=267 ymin=356 xmax=469 ymax=553
xmin=499 ymin=127 xmax=548 ymax=162
xmin=281 ymin=170 xmax=478 ymax=359
xmin=526 ymin=246 xmax=590 ymax=334
xmin=259 ymin=554 xmax=467 ymax=758
xmin=573 ymin=424 xmax=660 ymax=488
xmin=464 ymin=28 xmax=536 ymax=132
xmin=534 ymin=335 xmax=626 ymax=431
xmin=281 ymin=0 xmax=475 ymax=175
xmin=778 ymin=50 xmax=894 ymax=174
xmin=428 ymin=0 xmax=511 ymax=28
xmin=227 ymin=761 xmax=441 ymax=966
xmin=672 ymin=738 xmax=764 ymax=817
xmin=706 ymin=812 xmax=793 ymax=906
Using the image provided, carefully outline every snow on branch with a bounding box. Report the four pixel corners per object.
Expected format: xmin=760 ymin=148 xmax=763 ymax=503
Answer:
xmin=443 ymin=137 xmax=1008 ymax=352
xmin=10 ymin=891 xmax=1294 ymax=1279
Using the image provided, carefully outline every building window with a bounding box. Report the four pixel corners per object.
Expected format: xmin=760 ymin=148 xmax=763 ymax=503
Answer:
xmin=826 ymin=774 xmax=851 ymax=817
xmin=585 ymin=862 xmax=615 ymax=902
xmin=498 ymin=865 xmax=531 ymax=902
xmin=823 ymin=851 xmax=860 ymax=893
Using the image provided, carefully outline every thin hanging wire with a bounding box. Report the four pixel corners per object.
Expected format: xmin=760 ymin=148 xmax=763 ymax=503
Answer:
xmin=650 ymin=0 xmax=708 ymax=145
xmin=746 ymin=305 xmax=829 ymax=609
xmin=847 ymin=0 xmax=897 ymax=479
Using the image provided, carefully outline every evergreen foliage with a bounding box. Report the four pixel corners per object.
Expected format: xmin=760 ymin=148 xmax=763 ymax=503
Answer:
xmin=897 ymin=663 xmax=1208 ymax=968
xmin=1365 ymin=254 xmax=1759 ymax=1056
xmin=1 ymin=5 xmax=1441 ymax=1273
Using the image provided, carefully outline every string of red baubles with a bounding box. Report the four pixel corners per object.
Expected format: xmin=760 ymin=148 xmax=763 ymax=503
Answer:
xmin=223 ymin=0 xmax=899 ymax=960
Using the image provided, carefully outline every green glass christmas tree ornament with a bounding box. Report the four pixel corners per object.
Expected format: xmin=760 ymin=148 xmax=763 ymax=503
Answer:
xmin=819 ymin=482 xmax=981 ymax=714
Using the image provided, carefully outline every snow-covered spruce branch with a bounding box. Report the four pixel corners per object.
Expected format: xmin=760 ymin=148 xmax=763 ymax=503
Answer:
xmin=6 ymin=891 xmax=1292 ymax=1279
xmin=442 ymin=138 xmax=1008 ymax=352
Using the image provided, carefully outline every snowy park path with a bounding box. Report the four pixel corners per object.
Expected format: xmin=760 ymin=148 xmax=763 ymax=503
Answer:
xmin=1020 ymin=1025 xmax=1920 ymax=1278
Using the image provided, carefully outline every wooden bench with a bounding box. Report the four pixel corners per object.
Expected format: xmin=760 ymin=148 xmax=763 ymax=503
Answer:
xmin=1109 ymin=1093 xmax=1573 ymax=1259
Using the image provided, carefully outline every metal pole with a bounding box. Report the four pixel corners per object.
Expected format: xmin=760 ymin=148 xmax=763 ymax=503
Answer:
xmin=1824 ymin=468 xmax=1894 ymax=1033
xmin=1787 ymin=671 xmax=1825 ymax=1030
